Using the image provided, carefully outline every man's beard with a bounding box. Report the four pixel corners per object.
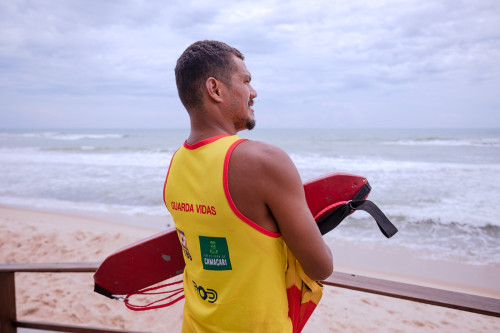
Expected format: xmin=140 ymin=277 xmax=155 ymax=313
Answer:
xmin=246 ymin=99 xmax=256 ymax=130
xmin=234 ymin=114 xmax=255 ymax=131
xmin=233 ymin=99 xmax=256 ymax=131
xmin=246 ymin=117 xmax=256 ymax=130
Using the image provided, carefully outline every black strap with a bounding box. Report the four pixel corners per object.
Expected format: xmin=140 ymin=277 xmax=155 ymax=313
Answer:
xmin=94 ymin=283 xmax=117 ymax=300
xmin=316 ymin=204 xmax=351 ymax=235
xmin=352 ymin=182 xmax=372 ymax=201
xmin=349 ymin=200 xmax=398 ymax=238
xmin=316 ymin=199 xmax=398 ymax=238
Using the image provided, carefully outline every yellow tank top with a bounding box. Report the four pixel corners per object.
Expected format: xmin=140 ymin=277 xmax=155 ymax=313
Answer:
xmin=164 ymin=135 xmax=292 ymax=333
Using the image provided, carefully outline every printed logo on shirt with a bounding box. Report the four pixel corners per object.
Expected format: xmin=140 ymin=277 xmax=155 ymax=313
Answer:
xmin=176 ymin=228 xmax=192 ymax=261
xmin=170 ymin=201 xmax=217 ymax=215
xmin=192 ymin=280 xmax=218 ymax=303
xmin=199 ymin=236 xmax=232 ymax=271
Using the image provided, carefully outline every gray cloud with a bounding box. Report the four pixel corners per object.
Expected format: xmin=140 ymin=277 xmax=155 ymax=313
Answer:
xmin=1 ymin=0 xmax=499 ymax=128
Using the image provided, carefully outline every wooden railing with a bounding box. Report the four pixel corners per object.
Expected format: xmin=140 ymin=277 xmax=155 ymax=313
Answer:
xmin=0 ymin=263 xmax=143 ymax=333
xmin=1 ymin=263 xmax=499 ymax=333
xmin=322 ymin=272 xmax=500 ymax=317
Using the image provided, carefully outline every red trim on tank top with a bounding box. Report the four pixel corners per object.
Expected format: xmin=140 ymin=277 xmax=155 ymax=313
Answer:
xmin=184 ymin=135 xmax=231 ymax=150
xmin=223 ymin=139 xmax=281 ymax=238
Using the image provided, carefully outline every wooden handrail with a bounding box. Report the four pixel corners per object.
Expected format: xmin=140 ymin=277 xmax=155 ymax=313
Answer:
xmin=1 ymin=262 xmax=499 ymax=333
xmin=322 ymin=272 xmax=500 ymax=317
xmin=0 ymin=262 xmax=100 ymax=273
xmin=15 ymin=321 xmax=144 ymax=333
xmin=0 ymin=263 xmax=141 ymax=333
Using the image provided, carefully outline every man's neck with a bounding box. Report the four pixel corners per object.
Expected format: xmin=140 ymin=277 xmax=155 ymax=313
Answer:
xmin=187 ymin=123 xmax=237 ymax=145
xmin=186 ymin=105 xmax=239 ymax=145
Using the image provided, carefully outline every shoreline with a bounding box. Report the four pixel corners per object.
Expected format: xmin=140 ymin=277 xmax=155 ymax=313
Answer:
xmin=2 ymin=204 xmax=499 ymax=296
xmin=1 ymin=204 xmax=500 ymax=332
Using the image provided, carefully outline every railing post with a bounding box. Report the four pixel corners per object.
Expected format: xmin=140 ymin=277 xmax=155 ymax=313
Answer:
xmin=0 ymin=271 xmax=17 ymax=333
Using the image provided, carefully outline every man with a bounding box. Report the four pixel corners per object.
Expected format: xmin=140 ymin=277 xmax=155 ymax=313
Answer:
xmin=164 ymin=40 xmax=333 ymax=332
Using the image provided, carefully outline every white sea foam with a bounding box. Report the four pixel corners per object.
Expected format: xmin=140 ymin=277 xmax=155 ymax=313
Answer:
xmin=386 ymin=137 xmax=500 ymax=148
xmin=1 ymin=128 xmax=499 ymax=266
xmin=0 ymin=148 xmax=172 ymax=168
xmin=29 ymin=132 xmax=124 ymax=140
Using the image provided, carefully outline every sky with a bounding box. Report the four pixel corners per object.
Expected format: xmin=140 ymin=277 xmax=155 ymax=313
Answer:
xmin=1 ymin=0 xmax=499 ymax=129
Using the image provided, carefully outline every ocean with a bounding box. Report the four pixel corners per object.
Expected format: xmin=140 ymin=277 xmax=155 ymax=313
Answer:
xmin=1 ymin=128 xmax=499 ymax=266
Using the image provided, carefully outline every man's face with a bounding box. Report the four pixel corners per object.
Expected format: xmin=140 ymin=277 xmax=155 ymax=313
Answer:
xmin=225 ymin=56 xmax=258 ymax=131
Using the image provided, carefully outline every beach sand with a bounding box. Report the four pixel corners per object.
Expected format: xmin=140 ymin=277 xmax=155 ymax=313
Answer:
xmin=1 ymin=205 xmax=499 ymax=332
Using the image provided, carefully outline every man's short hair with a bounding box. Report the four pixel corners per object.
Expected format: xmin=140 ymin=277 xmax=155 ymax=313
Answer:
xmin=175 ymin=40 xmax=244 ymax=110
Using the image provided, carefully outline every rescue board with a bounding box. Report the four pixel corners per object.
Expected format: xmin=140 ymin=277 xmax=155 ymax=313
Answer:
xmin=94 ymin=172 xmax=395 ymax=299
xmin=94 ymin=229 xmax=184 ymax=297
xmin=304 ymin=173 xmax=370 ymax=222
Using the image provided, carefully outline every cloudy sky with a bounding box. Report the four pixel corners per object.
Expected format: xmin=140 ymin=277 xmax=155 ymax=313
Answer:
xmin=1 ymin=0 xmax=499 ymax=129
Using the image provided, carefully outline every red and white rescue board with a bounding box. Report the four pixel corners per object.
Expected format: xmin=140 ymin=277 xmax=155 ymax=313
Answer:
xmin=94 ymin=173 xmax=392 ymax=298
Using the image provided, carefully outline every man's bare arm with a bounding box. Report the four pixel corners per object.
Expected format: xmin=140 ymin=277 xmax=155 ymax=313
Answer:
xmin=228 ymin=140 xmax=333 ymax=281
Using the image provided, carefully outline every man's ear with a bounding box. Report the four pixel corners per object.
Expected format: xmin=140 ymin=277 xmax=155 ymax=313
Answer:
xmin=206 ymin=77 xmax=223 ymax=102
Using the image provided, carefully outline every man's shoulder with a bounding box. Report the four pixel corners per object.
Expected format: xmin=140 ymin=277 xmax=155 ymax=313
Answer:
xmin=235 ymin=139 xmax=292 ymax=168
xmin=230 ymin=139 xmax=298 ymax=183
